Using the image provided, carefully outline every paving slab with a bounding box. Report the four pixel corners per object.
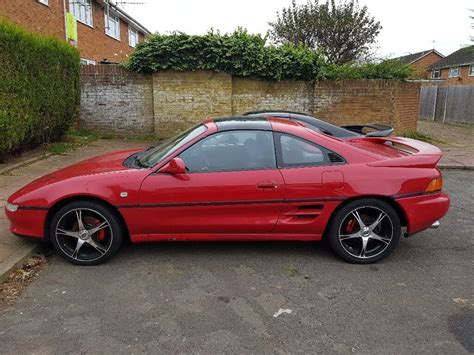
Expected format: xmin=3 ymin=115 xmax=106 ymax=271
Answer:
xmin=418 ymin=120 xmax=474 ymax=170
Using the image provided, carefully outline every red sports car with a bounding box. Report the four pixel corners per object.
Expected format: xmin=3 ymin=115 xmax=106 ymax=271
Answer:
xmin=5 ymin=116 xmax=450 ymax=265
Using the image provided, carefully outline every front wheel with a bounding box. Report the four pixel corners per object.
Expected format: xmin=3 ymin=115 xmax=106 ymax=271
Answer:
xmin=327 ymin=198 xmax=401 ymax=264
xmin=49 ymin=201 xmax=124 ymax=265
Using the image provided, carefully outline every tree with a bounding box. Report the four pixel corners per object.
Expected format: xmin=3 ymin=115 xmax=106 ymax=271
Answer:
xmin=470 ymin=9 xmax=473 ymax=42
xmin=269 ymin=0 xmax=382 ymax=64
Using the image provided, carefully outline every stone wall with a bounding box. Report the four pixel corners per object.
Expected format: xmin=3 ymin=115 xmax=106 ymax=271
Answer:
xmin=80 ymin=66 xmax=420 ymax=138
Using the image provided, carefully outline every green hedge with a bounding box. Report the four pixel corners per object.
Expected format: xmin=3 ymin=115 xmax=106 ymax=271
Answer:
xmin=319 ymin=59 xmax=414 ymax=80
xmin=125 ymin=29 xmax=413 ymax=82
xmin=0 ymin=21 xmax=80 ymax=161
xmin=124 ymin=29 xmax=325 ymax=81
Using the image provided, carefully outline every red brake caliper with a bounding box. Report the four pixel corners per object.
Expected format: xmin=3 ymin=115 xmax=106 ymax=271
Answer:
xmin=84 ymin=217 xmax=106 ymax=241
xmin=346 ymin=218 xmax=356 ymax=233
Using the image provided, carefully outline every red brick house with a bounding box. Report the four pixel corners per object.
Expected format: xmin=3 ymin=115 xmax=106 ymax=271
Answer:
xmin=428 ymin=46 xmax=474 ymax=85
xmin=393 ymin=49 xmax=445 ymax=79
xmin=0 ymin=0 xmax=151 ymax=64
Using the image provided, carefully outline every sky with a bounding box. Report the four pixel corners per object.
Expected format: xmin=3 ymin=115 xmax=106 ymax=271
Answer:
xmin=118 ymin=0 xmax=473 ymax=58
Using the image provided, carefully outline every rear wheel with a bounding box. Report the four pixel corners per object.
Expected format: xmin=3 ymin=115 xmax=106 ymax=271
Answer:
xmin=328 ymin=198 xmax=401 ymax=264
xmin=49 ymin=201 xmax=124 ymax=265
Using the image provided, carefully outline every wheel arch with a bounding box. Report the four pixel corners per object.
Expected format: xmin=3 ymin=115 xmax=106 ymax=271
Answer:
xmin=44 ymin=195 xmax=131 ymax=243
xmin=322 ymin=195 xmax=408 ymax=240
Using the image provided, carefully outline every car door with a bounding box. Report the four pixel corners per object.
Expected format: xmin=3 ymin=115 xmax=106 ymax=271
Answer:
xmin=139 ymin=130 xmax=285 ymax=237
xmin=273 ymin=132 xmax=346 ymax=237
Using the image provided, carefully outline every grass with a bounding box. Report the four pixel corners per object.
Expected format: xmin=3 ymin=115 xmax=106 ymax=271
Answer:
xmin=403 ymin=131 xmax=445 ymax=145
xmin=47 ymin=142 xmax=74 ymax=155
xmin=45 ymin=127 xmax=154 ymax=156
xmin=65 ymin=127 xmax=154 ymax=143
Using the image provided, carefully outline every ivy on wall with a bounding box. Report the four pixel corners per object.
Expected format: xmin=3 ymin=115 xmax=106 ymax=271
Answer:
xmin=124 ymin=29 xmax=324 ymax=81
xmin=125 ymin=29 xmax=413 ymax=81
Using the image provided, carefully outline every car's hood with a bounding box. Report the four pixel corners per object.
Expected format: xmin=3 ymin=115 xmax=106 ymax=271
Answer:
xmin=11 ymin=148 xmax=144 ymax=199
xmin=53 ymin=148 xmax=143 ymax=177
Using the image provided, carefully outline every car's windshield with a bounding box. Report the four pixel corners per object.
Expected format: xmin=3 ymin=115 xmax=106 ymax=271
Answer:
xmin=138 ymin=124 xmax=207 ymax=167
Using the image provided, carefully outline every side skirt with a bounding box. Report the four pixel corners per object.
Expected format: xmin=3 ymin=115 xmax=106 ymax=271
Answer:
xmin=130 ymin=233 xmax=322 ymax=243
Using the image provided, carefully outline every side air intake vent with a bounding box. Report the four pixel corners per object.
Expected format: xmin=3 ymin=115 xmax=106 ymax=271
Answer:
xmin=327 ymin=152 xmax=345 ymax=164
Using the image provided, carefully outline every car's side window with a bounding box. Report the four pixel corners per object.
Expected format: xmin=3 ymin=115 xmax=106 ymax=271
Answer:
xmin=275 ymin=133 xmax=336 ymax=168
xmin=180 ymin=130 xmax=276 ymax=173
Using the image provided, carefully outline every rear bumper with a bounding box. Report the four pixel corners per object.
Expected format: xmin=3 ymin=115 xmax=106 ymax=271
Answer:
xmin=396 ymin=192 xmax=450 ymax=235
xmin=4 ymin=207 xmax=47 ymax=239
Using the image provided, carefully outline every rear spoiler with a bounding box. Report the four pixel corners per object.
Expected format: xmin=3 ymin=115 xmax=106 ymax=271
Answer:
xmin=342 ymin=124 xmax=394 ymax=137
xmin=355 ymin=137 xmax=442 ymax=168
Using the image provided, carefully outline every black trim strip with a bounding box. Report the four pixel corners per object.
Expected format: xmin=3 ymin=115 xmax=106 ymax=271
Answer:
xmin=392 ymin=191 xmax=440 ymax=199
xmin=117 ymin=197 xmax=347 ymax=209
xmin=17 ymin=206 xmax=49 ymax=211
xmin=287 ymin=197 xmax=347 ymax=203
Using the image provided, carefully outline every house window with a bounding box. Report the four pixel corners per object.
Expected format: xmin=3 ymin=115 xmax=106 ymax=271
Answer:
xmin=431 ymin=70 xmax=441 ymax=79
xmin=80 ymin=58 xmax=96 ymax=65
xmin=38 ymin=0 xmax=49 ymax=5
xmin=69 ymin=0 xmax=93 ymax=27
xmin=448 ymin=67 xmax=460 ymax=78
xmin=129 ymin=27 xmax=139 ymax=47
xmin=105 ymin=13 xmax=120 ymax=40
xmin=469 ymin=65 xmax=474 ymax=76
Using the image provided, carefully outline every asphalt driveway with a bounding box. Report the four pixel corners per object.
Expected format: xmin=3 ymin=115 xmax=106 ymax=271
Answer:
xmin=0 ymin=170 xmax=472 ymax=354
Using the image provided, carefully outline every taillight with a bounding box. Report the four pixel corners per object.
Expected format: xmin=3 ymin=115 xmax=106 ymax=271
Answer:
xmin=426 ymin=177 xmax=443 ymax=193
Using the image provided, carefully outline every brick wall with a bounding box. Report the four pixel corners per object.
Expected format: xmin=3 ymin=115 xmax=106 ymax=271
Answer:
xmin=392 ymin=82 xmax=420 ymax=132
xmin=0 ymin=0 xmax=146 ymax=63
xmin=152 ymin=71 xmax=233 ymax=139
xmin=80 ymin=67 xmax=420 ymax=138
xmin=313 ymin=80 xmax=419 ymax=133
xmin=80 ymin=65 xmax=154 ymax=134
xmin=232 ymin=78 xmax=313 ymax=116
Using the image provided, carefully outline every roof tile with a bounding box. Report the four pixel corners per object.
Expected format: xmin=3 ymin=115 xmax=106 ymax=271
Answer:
xmin=429 ymin=46 xmax=474 ymax=70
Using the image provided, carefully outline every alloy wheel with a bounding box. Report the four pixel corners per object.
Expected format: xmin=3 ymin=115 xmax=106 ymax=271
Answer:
xmin=338 ymin=206 xmax=394 ymax=259
xmin=55 ymin=208 xmax=113 ymax=263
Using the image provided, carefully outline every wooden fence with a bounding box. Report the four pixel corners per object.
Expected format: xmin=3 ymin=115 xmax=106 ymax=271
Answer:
xmin=419 ymin=84 xmax=474 ymax=124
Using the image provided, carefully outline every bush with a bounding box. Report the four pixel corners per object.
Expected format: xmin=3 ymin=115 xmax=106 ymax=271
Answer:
xmin=318 ymin=59 xmax=414 ymax=80
xmin=0 ymin=21 xmax=80 ymax=161
xmin=124 ymin=29 xmax=325 ymax=81
xmin=125 ymin=29 xmax=414 ymax=82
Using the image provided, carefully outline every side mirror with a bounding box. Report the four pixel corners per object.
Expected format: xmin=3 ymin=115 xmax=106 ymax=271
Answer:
xmin=158 ymin=157 xmax=186 ymax=174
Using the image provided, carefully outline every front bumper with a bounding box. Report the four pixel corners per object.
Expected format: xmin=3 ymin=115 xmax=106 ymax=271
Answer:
xmin=4 ymin=206 xmax=48 ymax=239
xmin=396 ymin=192 xmax=450 ymax=236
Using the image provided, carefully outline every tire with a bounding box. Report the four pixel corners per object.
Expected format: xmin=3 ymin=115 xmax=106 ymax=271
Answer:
xmin=49 ymin=200 xmax=124 ymax=265
xmin=327 ymin=198 xmax=401 ymax=264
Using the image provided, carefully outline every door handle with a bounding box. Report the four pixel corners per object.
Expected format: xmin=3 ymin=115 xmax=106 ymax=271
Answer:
xmin=257 ymin=181 xmax=278 ymax=189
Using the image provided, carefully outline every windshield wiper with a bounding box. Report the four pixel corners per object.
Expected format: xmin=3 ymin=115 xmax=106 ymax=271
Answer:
xmin=134 ymin=156 xmax=149 ymax=169
xmin=144 ymin=144 xmax=156 ymax=152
